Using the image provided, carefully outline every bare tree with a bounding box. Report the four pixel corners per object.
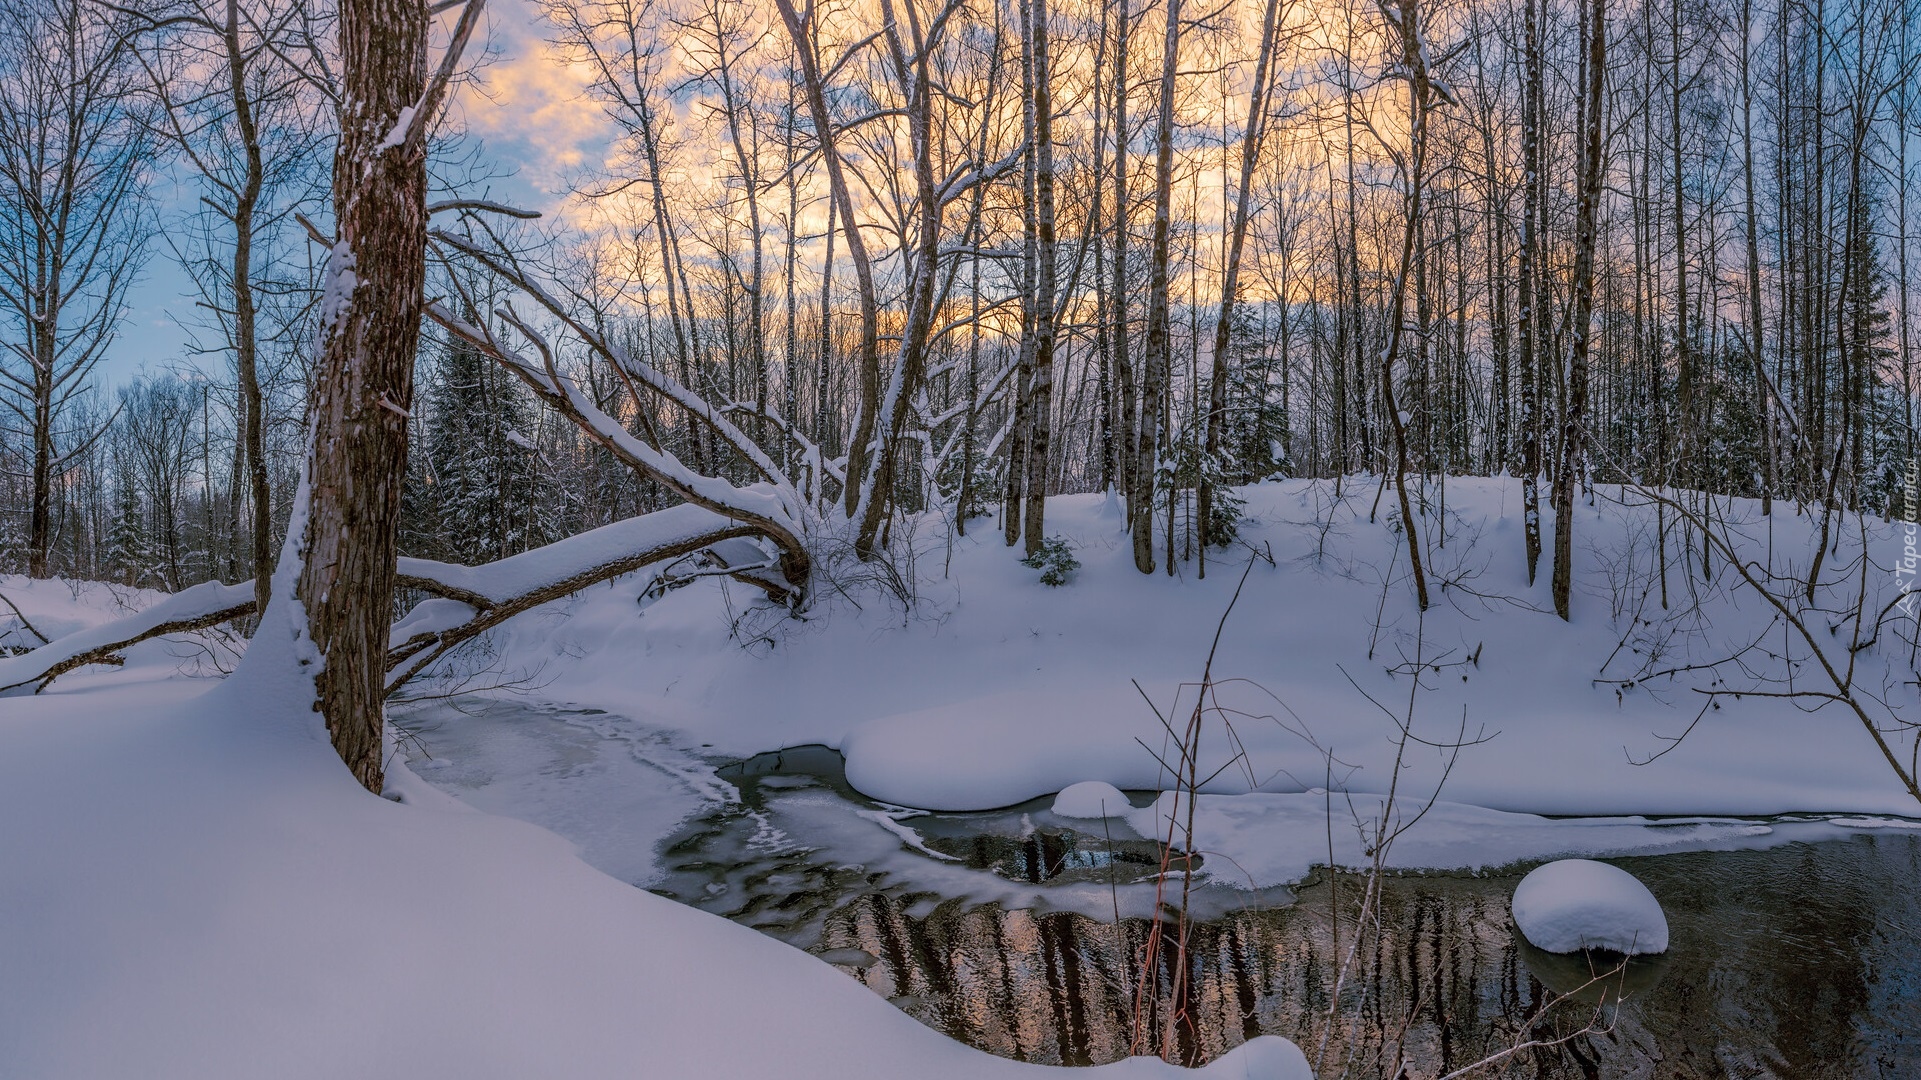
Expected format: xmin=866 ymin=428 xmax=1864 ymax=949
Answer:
xmin=1551 ymin=0 xmax=1605 ymax=619
xmin=1133 ymin=0 xmax=1182 ymax=574
xmin=0 ymin=0 xmax=152 ymax=578
xmin=125 ymin=0 xmax=332 ymax=613
xmin=1198 ymin=0 xmax=1293 ymax=563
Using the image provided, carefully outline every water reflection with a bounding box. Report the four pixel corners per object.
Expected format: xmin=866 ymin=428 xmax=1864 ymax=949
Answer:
xmin=923 ymin=828 xmax=1175 ymax=884
xmin=799 ymin=840 xmax=1920 ymax=1077
xmin=404 ymin=705 xmax=1921 ymax=1074
xmin=672 ymin=747 xmax=1921 ymax=1075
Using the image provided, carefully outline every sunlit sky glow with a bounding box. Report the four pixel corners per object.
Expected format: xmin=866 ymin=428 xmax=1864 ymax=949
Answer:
xmin=112 ymin=0 xmax=597 ymax=387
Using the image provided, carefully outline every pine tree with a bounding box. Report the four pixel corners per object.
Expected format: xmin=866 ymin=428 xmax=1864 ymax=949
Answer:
xmin=418 ymin=321 xmax=545 ymax=565
xmin=1224 ymin=303 xmax=1289 ymax=485
xmin=104 ymin=474 xmax=155 ymax=587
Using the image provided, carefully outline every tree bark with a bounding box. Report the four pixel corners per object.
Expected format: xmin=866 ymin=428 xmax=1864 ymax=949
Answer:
xmin=296 ymin=0 xmax=447 ymax=792
xmin=1553 ymin=0 xmax=1604 ymax=621
xmin=1022 ymin=0 xmax=1057 ymax=557
xmin=1133 ymin=0 xmax=1181 ymax=574
xmin=1518 ymin=0 xmax=1543 ymax=584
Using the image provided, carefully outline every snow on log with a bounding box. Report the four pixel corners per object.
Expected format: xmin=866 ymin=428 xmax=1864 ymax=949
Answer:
xmin=387 ymin=505 xmax=776 ymax=689
xmin=424 ymin=297 xmax=812 ymax=589
xmin=6 ymin=506 xmax=795 ymax=697
xmin=0 ymin=580 xmax=255 ymax=695
xmin=398 ymin=505 xmax=755 ymax=606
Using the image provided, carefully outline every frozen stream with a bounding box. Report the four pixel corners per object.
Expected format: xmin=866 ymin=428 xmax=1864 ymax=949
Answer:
xmin=397 ymin=699 xmax=1921 ymax=1077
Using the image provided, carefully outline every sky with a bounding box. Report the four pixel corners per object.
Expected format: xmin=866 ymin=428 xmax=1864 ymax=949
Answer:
xmin=106 ymin=0 xmax=604 ymax=389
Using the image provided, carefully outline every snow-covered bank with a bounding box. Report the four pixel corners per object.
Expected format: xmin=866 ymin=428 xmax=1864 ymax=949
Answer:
xmin=0 ymin=661 xmax=1308 ymax=1079
xmin=471 ymin=478 xmax=1921 ymax=820
xmin=0 ymin=575 xmax=174 ymax=648
xmin=6 ymin=476 xmax=1918 ymax=1076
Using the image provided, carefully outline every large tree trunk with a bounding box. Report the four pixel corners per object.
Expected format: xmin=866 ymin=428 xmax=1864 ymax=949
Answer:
xmin=297 ymin=0 xmax=440 ymax=793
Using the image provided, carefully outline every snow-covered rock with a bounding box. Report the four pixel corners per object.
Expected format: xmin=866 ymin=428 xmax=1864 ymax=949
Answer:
xmin=1511 ymin=859 xmax=1669 ymax=955
xmin=1052 ymin=780 xmax=1131 ymax=818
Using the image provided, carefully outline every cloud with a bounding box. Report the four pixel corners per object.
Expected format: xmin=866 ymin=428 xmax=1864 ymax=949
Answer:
xmin=455 ymin=0 xmax=610 ymax=211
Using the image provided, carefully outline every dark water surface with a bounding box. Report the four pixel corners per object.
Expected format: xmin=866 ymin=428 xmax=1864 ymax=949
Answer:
xmin=402 ymin=704 xmax=1921 ymax=1078
xmin=663 ymin=746 xmax=1921 ymax=1078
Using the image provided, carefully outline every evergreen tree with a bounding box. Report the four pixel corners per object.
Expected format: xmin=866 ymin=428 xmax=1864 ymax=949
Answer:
xmin=1223 ymin=303 xmax=1290 ymax=485
xmin=104 ymin=472 xmax=155 ymax=587
xmin=415 ymin=320 xmax=546 ymax=565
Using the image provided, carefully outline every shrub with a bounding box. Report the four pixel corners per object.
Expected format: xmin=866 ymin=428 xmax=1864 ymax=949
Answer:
xmin=1020 ymin=536 xmax=1080 ymax=586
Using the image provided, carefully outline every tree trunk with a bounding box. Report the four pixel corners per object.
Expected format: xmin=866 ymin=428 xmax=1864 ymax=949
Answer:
xmin=1022 ymin=0 xmax=1057 ymax=557
xmin=224 ymin=0 xmax=273 ymax=614
xmin=1553 ymin=0 xmax=1604 ymax=620
xmin=1199 ymin=0 xmax=1285 ymax=555
xmin=297 ymin=0 xmax=440 ymax=793
xmin=1518 ymin=0 xmax=1543 ymax=584
xmin=772 ymin=0 xmax=880 ymax=521
xmin=1133 ymin=0 xmax=1180 ymax=575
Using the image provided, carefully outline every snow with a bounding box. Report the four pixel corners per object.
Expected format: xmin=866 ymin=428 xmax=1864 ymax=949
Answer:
xmin=8 ymin=476 xmax=1921 ymax=1077
xmin=388 ymin=595 xmax=478 ymax=646
xmin=0 ymin=609 xmax=1310 ymax=1079
xmin=0 ymin=577 xmax=253 ymax=693
xmin=0 ymin=575 xmax=172 ymax=646
xmin=433 ymin=477 xmax=1920 ymax=890
xmin=376 ymin=105 xmax=416 ymax=152
xmin=1510 ymin=858 xmax=1671 ymax=955
xmin=396 ymin=502 xmax=743 ymax=605
xmin=1123 ymin=789 xmax=1783 ymax=889
xmin=1053 ymin=780 xmax=1134 ymax=818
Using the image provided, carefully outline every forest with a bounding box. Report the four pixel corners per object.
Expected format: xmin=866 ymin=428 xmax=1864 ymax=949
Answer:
xmin=0 ymin=0 xmax=1918 ymax=1074
xmin=1 ymin=0 xmax=1913 ymax=600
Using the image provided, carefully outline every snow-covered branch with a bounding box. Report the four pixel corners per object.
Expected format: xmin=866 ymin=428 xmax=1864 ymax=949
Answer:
xmin=1 ymin=507 xmax=794 ymax=697
xmin=424 ymin=298 xmax=813 ymax=590
xmin=388 ymin=504 xmax=783 ymax=690
xmin=0 ymin=580 xmax=255 ymax=695
xmin=430 ymin=231 xmax=800 ymax=505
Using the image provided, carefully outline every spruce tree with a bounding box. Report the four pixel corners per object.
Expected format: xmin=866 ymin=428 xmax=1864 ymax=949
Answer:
xmin=104 ymin=473 xmax=154 ymax=587
xmin=418 ymin=320 xmax=545 ymax=565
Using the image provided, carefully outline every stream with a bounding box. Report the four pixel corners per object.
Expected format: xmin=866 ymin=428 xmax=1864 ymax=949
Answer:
xmin=397 ymin=699 xmax=1921 ymax=1078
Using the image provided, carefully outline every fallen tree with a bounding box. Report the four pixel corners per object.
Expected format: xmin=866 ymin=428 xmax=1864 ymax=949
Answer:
xmin=385 ymin=504 xmax=785 ymax=689
xmin=424 ymin=237 xmax=814 ymax=588
xmin=0 ymin=580 xmax=257 ymax=694
xmin=0 ymin=504 xmax=790 ymax=697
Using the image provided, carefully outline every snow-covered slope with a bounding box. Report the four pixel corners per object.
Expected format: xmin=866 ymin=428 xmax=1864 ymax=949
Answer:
xmin=0 ymin=598 xmax=1309 ymax=1079
xmin=0 ymin=575 xmax=172 ymax=648
xmin=5 ymin=476 xmax=1916 ymax=1078
xmin=473 ymin=478 xmax=1921 ymax=819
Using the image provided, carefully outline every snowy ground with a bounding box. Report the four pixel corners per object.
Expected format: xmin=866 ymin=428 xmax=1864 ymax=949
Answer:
xmin=0 ymin=578 xmax=1311 ymax=1078
xmin=4 ymin=477 xmax=1918 ymax=1077
xmin=462 ymin=478 xmax=1921 ymax=823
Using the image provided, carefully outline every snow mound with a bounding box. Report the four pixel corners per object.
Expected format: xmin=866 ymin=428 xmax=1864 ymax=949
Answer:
xmin=1511 ymin=859 xmax=1669 ymax=955
xmin=1053 ymin=781 xmax=1132 ymax=819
